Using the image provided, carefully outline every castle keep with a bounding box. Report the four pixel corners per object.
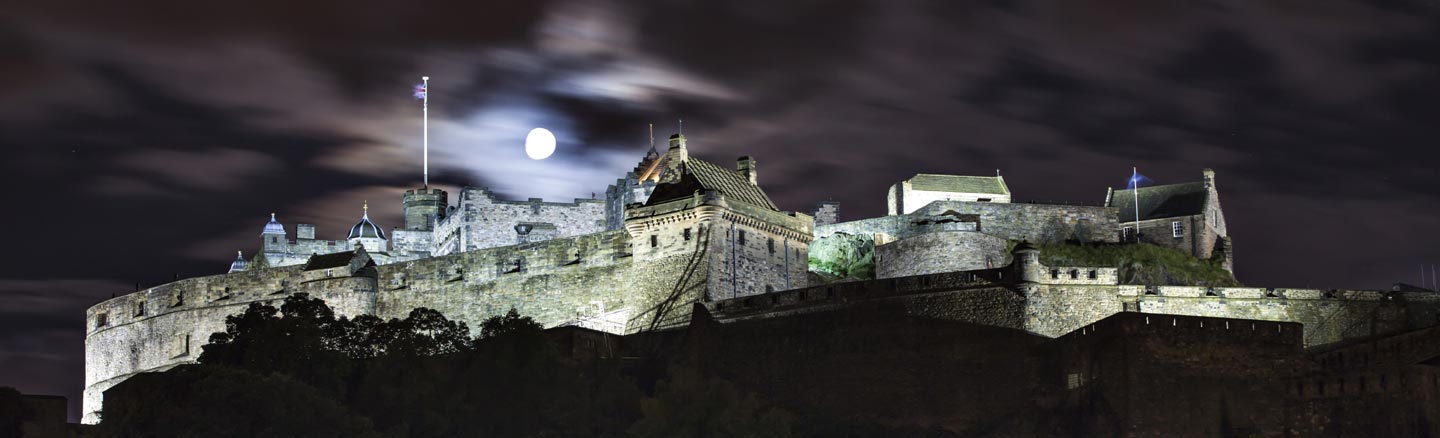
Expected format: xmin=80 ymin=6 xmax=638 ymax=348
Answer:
xmin=82 ymin=134 xmax=1440 ymax=424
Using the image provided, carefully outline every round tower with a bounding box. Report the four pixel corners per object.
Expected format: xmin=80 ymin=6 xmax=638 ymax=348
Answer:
xmin=1012 ymin=241 xmax=1042 ymax=285
xmin=403 ymin=187 xmax=448 ymax=231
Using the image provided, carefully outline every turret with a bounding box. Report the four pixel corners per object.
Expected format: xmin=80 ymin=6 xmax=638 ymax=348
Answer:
xmin=228 ymin=251 xmax=249 ymax=273
xmin=403 ymin=187 xmax=448 ymax=231
xmin=348 ymin=201 xmax=388 ymax=252
xmin=261 ymin=213 xmax=286 ymax=253
xmin=1012 ymin=241 xmax=1041 ymax=286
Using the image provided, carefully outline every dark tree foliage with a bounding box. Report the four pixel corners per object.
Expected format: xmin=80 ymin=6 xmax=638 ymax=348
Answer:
xmin=198 ymin=294 xmax=355 ymax=396
xmin=629 ymin=367 xmax=793 ymax=438
xmin=95 ymin=367 xmax=379 ymax=438
xmin=102 ymin=298 xmax=807 ymax=438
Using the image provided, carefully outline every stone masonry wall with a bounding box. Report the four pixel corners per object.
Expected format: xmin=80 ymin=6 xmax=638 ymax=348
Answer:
xmin=431 ymin=187 xmax=606 ymax=256
xmin=82 ymin=266 xmax=378 ymax=423
xmin=874 ymin=231 xmax=1009 ymax=279
xmin=913 ymin=201 xmax=1119 ymax=244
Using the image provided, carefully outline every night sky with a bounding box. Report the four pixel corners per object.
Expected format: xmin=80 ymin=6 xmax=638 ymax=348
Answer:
xmin=3 ymin=0 xmax=1439 ymax=421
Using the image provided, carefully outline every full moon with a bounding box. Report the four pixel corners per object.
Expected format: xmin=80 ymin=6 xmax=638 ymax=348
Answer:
xmin=524 ymin=128 xmax=556 ymax=160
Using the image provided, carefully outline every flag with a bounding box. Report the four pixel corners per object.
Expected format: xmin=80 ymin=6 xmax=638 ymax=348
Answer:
xmin=1126 ymin=169 xmax=1152 ymax=190
xmin=413 ymin=83 xmax=427 ymax=100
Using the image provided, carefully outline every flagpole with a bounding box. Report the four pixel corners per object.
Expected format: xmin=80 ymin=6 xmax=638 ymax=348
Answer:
xmin=422 ymin=76 xmax=430 ymax=188
xmin=1132 ymin=167 xmax=1140 ymax=242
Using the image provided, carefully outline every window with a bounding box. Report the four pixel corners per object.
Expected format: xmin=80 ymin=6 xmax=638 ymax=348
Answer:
xmin=1070 ymin=269 xmax=1079 ymax=280
xmin=135 ymin=301 xmax=146 ymax=317
xmin=1172 ymin=221 xmax=1183 ymax=238
xmin=978 ymin=198 xmax=992 ymax=202
xmin=650 ymin=235 xmax=658 ymax=248
xmin=1122 ymin=227 xmax=1136 ymax=241
xmin=1051 ymin=269 xmax=1060 ymax=279
xmin=1088 ymin=270 xmax=1098 ymax=280
xmin=738 ymin=230 xmax=746 ymax=246
xmin=683 ymin=228 xmax=692 ymax=241
xmin=96 ymin=313 xmax=108 ymax=328
xmin=767 ymin=238 xmax=775 ymax=254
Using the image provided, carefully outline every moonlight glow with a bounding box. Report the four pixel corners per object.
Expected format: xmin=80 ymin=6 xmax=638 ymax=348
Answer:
xmin=525 ymin=128 xmax=556 ymax=160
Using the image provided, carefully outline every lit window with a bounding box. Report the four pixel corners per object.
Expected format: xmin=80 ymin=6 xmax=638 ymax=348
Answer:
xmin=1172 ymin=221 xmax=1183 ymax=238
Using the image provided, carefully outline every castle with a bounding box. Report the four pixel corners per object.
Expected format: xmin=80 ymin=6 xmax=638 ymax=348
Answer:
xmin=81 ymin=133 xmax=1440 ymax=424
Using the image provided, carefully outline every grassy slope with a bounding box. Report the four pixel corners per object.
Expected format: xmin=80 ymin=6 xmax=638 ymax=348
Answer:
xmin=1036 ymin=242 xmax=1240 ymax=287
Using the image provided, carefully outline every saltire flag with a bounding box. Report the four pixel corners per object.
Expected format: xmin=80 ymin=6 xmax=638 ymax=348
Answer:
xmin=1126 ymin=168 xmax=1153 ymax=190
xmin=413 ymin=83 xmax=427 ymax=100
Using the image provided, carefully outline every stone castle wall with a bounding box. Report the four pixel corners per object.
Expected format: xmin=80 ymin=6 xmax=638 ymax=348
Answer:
xmin=819 ymin=200 xmax=1117 ymax=246
xmin=911 ymin=201 xmax=1119 ymax=244
xmin=82 ymin=266 xmax=379 ymax=423
xmin=874 ymin=231 xmax=1009 ymax=278
xmin=82 ymin=228 xmax=719 ymax=423
xmin=431 ymin=188 xmax=606 ymax=256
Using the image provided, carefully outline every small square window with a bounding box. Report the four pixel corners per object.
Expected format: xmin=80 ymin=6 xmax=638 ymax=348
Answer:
xmin=1172 ymin=221 xmax=1184 ymax=238
xmin=96 ymin=313 xmax=109 ymax=328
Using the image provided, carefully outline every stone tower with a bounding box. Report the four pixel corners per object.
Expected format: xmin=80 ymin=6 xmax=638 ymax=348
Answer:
xmin=261 ymin=213 xmax=286 ymax=253
xmin=393 ymin=187 xmax=448 ymax=254
xmin=624 ymin=133 xmax=814 ymax=328
xmin=402 ymin=187 xmax=448 ymax=231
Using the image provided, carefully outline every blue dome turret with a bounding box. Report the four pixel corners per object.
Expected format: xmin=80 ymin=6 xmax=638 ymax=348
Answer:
xmin=262 ymin=213 xmax=285 ymax=235
xmin=229 ymin=251 xmax=250 ymax=273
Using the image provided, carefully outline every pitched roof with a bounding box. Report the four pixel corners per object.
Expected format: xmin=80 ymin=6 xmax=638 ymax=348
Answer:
xmin=303 ymin=251 xmax=358 ymax=271
xmin=645 ymin=157 xmax=780 ymax=211
xmin=908 ymin=174 xmax=1009 ymax=195
xmin=1110 ymin=182 xmax=1208 ymax=222
xmin=685 ymin=158 xmax=779 ymax=210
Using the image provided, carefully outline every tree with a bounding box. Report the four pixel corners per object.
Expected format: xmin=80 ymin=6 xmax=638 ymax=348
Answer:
xmin=479 ymin=307 xmax=544 ymax=340
xmin=629 ymin=367 xmax=792 ymax=438
xmin=95 ymin=367 xmax=379 ymax=438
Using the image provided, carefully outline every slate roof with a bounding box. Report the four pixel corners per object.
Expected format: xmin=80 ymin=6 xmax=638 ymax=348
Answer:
xmin=303 ymin=251 xmax=358 ymax=271
xmin=1110 ymin=182 xmax=1208 ymax=222
xmin=644 ymin=157 xmax=780 ymax=211
xmin=908 ymin=174 xmax=1009 ymax=195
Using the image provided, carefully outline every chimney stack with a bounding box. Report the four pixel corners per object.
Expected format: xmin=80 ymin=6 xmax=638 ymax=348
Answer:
xmin=737 ymin=156 xmax=758 ymax=185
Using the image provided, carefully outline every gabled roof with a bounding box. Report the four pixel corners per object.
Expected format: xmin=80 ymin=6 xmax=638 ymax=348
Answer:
xmin=908 ymin=174 xmax=1009 ymax=195
xmin=303 ymin=250 xmax=359 ymax=271
xmin=645 ymin=157 xmax=780 ymax=211
xmin=1110 ymin=182 xmax=1208 ymax=222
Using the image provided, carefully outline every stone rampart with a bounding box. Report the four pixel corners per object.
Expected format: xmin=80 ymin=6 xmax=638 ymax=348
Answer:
xmin=913 ymin=200 xmax=1119 ymax=244
xmin=81 ymin=265 xmax=380 ymax=423
xmin=874 ymin=231 xmax=1008 ymax=278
